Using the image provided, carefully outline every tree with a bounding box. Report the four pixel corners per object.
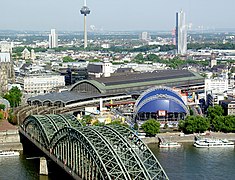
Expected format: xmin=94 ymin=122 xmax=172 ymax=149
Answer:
xmin=93 ymin=121 xmax=105 ymax=126
xmin=146 ymin=54 xmax=160 ymax=62
xmin=134 ymin=53 xmax=144 ymax=61
xmin=141 ymin=119 xmax=160 ymax=136
xmin=62 ymin=56 xmax=76 ymax=63
xmin=7 ymin=110 xmax=16 ymax=124
xmin=207 ymin=105 xmax=224 ymax=122
xmin=109 ymin=119 xmax=129 ymax=127
xmin=0 ymin=104 xmax=6 ymax=111
xmin=222 ymin=115 xmax=235 ymax=133
xmin=4 ymin=87 xmax=22 ymax=108
xmin=179 ymin=116 xmax=210 ymax=134
xmin=0 ymin=112 xmax=4 ymax=120
xmin=133 ymin=122 xmax=139 ymax=130
xmin=82 ymin=115 xmax=93 ymax=124
xmin=211 ymin=116 xmax=225 ymax=132
xmin=90 ymin=59 xmax=101 ymax=62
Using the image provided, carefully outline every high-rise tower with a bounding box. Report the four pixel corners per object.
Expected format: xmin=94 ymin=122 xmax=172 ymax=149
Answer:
xmin=176 ymin=10 xmax=187 ymax=55
xmin=80 ymin=0 xmax=91 ymax=49
xmin=49 ymin=29 xmax=58 ymax=48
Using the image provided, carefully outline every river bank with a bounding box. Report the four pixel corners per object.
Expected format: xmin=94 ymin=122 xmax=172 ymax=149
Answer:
xmin=0 ymin=119 xmax=23 ymax=151
xmin=142 ymin=132 xmax=235 ymax=144
xmin=0 ymin=129 xmax=23 ymax=151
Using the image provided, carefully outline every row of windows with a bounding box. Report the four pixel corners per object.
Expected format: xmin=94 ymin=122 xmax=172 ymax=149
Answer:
xmin=25 ymin=81 xmax=64 ymax=84
xmin=24 ymin=83 xmax=64 ymax=87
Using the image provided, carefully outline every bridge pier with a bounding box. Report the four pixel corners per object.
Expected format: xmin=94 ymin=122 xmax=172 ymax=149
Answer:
xmin=40 ymin=157 xmax=48 ymax=176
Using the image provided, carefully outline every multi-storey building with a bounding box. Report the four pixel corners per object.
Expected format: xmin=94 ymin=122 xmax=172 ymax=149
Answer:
xmin=24 ymin=75 xmax=65 ymax=94
xmin=205 ymin=78 xmax=228 ymax=94
xmin=49 ymin=29 xmax=58 ymax=48
xmin=220 ymin=100 xmax=235 ymax=115
xmin=140 ymin=32 xmax=151 ymax=41
xmin=176 ymin=10 xmax=187 ymax=54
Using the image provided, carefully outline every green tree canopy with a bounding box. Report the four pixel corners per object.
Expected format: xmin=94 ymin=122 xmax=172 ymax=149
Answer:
xmin=211 ymin=116 xmax=225 ymax=132
xmin=146 ymin=54 xmax=160 ymax=62
xmin=109 ymin=119 xmax=129 ymax=127
xmin=134 ymin=53 xmax=144 ymax=61
xmin=211 ymin=115 xmax=235 ymax=133
xmin=93 ymin=121 xmax=105 ymax=126
xmin=90 ymin=59 xmax=101 ymax=62
xmin=0 ymin=112 xmax=4 ymax=120
xmin=179 ymin=116 xmax=210 ymax=134
xmin=82 ymin=115 xmax=93 ymax=124
xmin=207 ymin=105 xmax=224 ymax=122
xmin=0 ymin=104 xmax=6 ymax=111
xmin=223 ymin=115 xmax=235 ymax=132
xmin=62 ymin=56 xmax=76 ymax=63
xmin=4 ymin=87 xmax=22 ymax=108
xmin=141 ymin=119 xmax=160 ymax=136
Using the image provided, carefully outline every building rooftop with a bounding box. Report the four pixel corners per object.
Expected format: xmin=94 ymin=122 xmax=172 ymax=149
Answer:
xmin=28 ymin=69 xmax=204 ymax=106
xmin=28 ymin=91 xmax=108 ymax=105
xmin=91 ymin=70 xmax=203 ymax=90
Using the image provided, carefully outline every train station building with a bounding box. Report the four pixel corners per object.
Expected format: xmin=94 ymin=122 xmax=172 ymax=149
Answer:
xmin=27 ymin=69 xmax=204 ymax=107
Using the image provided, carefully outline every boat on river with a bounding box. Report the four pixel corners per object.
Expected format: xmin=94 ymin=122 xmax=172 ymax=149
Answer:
xmin=0 ymin=151 xmax=20 ymax=157
xmin=158 ymin=137 xmax=181 ymax=148
xmin=159 ymin=142 xmax=181 ymax=148
xmin=193 ymin=136 xmax=234 ymax=148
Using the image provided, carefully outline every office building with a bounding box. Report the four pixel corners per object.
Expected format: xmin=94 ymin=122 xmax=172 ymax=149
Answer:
xmin=205 ymin=78 xmax=228 ymax=94
xmin=176 ymin=10 xmax=187 ymax=54
xmin=140 ymin=32 xmax=151 ymax=41
xmin=24 ymin=75 xmax=65 ymax=94
xmin=49 ymin=29 xmax=58 ymax=48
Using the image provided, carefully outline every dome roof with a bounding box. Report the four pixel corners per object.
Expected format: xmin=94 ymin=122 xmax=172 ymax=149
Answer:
xmin=134 ymin=86 xmax=189 ymax=114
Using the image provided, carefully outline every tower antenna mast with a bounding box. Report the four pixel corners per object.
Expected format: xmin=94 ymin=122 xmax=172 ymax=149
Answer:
xmin=80 ymin=0 xmax=91 ymax=49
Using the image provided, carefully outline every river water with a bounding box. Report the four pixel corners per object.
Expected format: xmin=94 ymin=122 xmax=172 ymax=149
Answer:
xmin=0 ymin=152 xmax=71 ymax=180
xmin=0 ymin=143 xmax=234 ymax=180
xmin=148 ymin=143 xmax=235 ymax=180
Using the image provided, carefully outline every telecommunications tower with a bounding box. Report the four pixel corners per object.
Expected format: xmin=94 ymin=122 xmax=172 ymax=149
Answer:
xmin=80 ymin=0 xmax=91 ymax=49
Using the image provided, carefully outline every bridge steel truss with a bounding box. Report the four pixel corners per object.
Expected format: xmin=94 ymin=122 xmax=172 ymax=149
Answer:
xmin=20 ymin=114 xmax=169 ymax=180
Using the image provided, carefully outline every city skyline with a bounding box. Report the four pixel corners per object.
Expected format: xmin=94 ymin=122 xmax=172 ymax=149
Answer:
xmin=0 ymin=0 xmax=235 ymax=31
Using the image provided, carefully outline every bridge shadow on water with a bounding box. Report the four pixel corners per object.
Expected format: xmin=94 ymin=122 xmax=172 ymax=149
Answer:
xmin=21 ymin=134 xmax=73 ymax=180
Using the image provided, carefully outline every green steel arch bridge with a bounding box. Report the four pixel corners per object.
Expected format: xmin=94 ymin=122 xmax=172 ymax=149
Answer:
xmin=19 ymin=113 xmax=169 ymax=180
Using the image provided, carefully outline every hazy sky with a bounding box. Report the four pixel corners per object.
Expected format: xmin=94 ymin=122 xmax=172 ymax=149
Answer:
xmin=1 ymin=0 xmax=235 ymax=31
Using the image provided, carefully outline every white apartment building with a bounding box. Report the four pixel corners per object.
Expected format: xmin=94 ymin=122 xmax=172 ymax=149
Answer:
xmin=24 ymin=75 xmax=65 ymax=94
xmin=205 ymin=78 xmax=228 ymax=94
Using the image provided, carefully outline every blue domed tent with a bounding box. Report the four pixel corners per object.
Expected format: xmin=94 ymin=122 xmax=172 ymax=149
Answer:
xmin=134 ymin=86 xmax=189 ymax=122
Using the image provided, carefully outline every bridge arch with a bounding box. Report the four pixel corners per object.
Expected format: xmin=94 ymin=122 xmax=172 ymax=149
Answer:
xmin=22 ymin=115 xmax=53 ymax=147
xmin=50 ymin=127 xmax=124 ymax=180
xmin=109 ymin=125 xmax=169 ymax=179
xmin=21 ymin=114 xmax=169 ymax=180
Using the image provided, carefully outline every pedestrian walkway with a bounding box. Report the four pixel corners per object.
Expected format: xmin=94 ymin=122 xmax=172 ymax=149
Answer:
xmin=0 ymin=119 xmax=17 ymax=131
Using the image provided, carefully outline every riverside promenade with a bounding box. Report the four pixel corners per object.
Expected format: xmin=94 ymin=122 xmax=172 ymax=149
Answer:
xmin=142 ymin=132 xmax=235 ymax=144
xmin=0 ymin=119 xmax=23 ymax=151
